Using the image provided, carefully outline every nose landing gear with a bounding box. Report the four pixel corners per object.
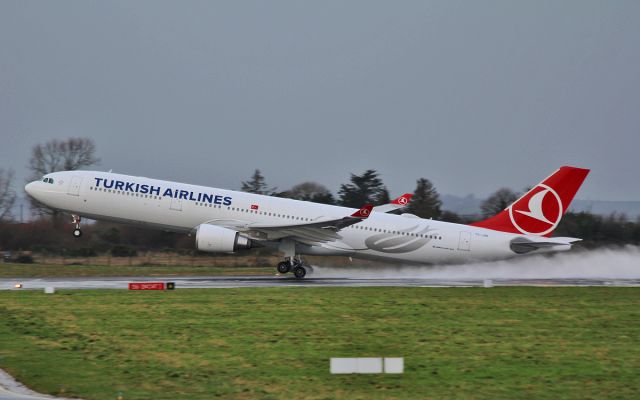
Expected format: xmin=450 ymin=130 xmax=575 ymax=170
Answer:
xmin=71 ymin=215 xmax=82 ymax=238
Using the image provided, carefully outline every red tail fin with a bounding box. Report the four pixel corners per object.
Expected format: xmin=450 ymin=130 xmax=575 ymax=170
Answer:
xmin=470 ymin=166 xmax=590 ymax=237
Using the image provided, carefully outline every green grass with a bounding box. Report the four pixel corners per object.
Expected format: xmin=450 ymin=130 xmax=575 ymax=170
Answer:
xmin=0 ymin=287 xmax=639 ymax=399
xmin=0 ymin=263 xmax=271 ymax=278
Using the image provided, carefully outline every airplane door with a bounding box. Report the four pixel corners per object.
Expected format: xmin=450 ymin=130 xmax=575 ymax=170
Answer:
xmin=458 ymin=231 xmax=471 ymax=251
xmin=67 ymin=176 xmax=83 ymax=196
xmin=170 ymin=197 xmax=182 ymax=211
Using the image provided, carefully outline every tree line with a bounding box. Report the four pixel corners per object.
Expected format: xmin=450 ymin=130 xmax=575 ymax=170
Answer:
xmin=241 ymin=168 xmax=445 ymax=219
xmin=0 ymin=137 xmax=639 ymax=259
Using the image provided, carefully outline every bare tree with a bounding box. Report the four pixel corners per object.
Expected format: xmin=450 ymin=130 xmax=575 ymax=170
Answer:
xmin=27 ymin=138 xmax=100 ymax=218
xmin=480 ymin=188 xmax=519 ymax=218
xmin=0 ymin=168 xmax=16 ymax=221
xmin=28 ymin=138 xmax=100 ymax=180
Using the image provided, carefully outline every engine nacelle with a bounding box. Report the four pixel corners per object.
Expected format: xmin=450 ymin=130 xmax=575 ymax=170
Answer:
xmin=195 ymin=224 xmax=252 ymax=253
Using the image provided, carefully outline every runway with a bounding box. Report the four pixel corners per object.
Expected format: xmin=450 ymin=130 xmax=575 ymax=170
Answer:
xmin=2 ymin=275 xmax=640 ymax=290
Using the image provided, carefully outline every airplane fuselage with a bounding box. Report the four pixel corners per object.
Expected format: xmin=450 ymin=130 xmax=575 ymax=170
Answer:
xmin=25 ymin=170 xmax=565 ymax=265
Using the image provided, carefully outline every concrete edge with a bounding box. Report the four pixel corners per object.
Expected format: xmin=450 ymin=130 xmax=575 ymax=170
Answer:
xmin=0 ymin=368 xmax=77 ymax=399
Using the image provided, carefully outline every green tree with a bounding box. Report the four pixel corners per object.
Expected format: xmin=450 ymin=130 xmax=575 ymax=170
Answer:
xmin=338 ymin=169 xmax=388 ymax=207
xmin=377 ymin=187 xmax=391 ymax=205
xmin=406 ymin=178 xmax=442 ymax=219
xmin=241 ymin=169 xmax=276 ymax=195
xmin=440 ymin=210 xmax=462 ymax=223
xmin=480 ymin=188 xmax=518 ymax=218
xmin=279 ymin=182 xmax=335 ymax=205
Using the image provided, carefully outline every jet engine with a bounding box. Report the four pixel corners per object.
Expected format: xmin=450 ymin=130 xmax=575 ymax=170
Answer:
xmin=195 ymin=224 xmax=253 ymax=253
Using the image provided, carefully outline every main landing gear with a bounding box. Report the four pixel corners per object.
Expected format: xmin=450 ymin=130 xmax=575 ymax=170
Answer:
xmin=277 ymin=261 xmax=291 ymax=274
xmin=277 ymin=240 xmax=312 ymax=279
xmin=71 ymin=214 xmax=82 ymax=238
xmin=276 ymin=257 xmax=313 ymax=279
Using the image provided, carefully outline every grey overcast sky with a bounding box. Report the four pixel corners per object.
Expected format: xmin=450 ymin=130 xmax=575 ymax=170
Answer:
xmin=1 ymin=1 xmax=639 ymax=200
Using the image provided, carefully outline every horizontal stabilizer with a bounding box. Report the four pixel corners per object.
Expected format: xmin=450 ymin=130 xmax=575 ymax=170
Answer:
xmin=510 ymin=236 xmax=581 ymax=254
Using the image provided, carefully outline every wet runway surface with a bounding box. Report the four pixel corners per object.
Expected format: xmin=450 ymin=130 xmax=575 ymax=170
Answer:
xmin=2 ymin=275 xmax=640 ymax=290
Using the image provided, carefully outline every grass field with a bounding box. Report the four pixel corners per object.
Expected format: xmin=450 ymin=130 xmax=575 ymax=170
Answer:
xmin=1 ymin=287 xmax=639 ymax=399
xmin=0 ymin=262 xmax=272 ymax=277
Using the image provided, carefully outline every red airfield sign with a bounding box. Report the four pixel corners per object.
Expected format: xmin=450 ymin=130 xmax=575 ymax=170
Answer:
xmin=128 ymin=282 xmax=165 ymax=290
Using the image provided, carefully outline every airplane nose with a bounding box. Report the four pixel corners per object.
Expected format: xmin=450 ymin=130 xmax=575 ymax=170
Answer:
xmin=24 ymin=181 xmax=36 ymax=197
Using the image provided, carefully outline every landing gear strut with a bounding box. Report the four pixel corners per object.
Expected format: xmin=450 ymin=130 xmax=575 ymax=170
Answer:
xmin=71 ymin=215 xmax=82 ymax=238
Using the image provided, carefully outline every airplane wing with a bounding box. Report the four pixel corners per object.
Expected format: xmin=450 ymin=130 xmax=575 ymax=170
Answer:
xmin=373 ymin=193 xmax=413 ymax=214
xmin=211 ymin=204 xmax=373 ymax=246
xmin=510 ymin=236 xmax=581 ymax=254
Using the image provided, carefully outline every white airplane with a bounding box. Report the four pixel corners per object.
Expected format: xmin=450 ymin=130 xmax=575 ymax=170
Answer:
xmin=25 ymin=166 xmax=589 ymax=278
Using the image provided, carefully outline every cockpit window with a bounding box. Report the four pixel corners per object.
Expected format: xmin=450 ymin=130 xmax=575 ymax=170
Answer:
xmin=42 ymin=177 xmax=54 ymax=184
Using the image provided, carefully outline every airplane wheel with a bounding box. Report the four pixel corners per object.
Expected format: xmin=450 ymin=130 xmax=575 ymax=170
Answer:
xmin=277 ymin=262 xmax=291 ymax=274
xmin=293 ymin=265 xmax=307 ymax=279
xmin=73 ymin=229 xmax=82 ymax=238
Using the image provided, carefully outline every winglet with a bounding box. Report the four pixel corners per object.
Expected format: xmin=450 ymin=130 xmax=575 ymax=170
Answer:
xmin=391 ymin=193 xmax=413 ymax=206
xmin=351 ymin=204 xmax=373 ymax=218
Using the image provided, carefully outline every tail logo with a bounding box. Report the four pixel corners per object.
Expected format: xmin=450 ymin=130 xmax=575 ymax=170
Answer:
xmin=397 ymin=196 xmax=409 ymax=205
xmin=508 ymin=184 xmax=563 ymax=235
